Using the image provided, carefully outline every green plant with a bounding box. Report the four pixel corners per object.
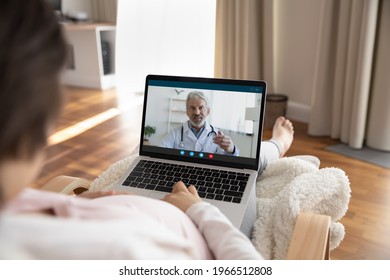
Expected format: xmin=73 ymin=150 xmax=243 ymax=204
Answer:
xmin=144 ymin=125 xmax=156 ymax=140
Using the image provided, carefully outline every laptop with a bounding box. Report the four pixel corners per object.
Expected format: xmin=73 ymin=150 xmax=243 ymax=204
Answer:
xmin=114 ymin=74 xmax=267 ymax=232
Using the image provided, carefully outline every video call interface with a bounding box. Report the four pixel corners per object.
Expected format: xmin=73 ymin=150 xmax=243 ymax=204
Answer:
xmin=141 ymin=77 xmax=265 ymax=169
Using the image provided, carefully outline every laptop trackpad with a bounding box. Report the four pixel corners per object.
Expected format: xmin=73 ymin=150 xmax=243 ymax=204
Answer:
xmin=148 ymin=192 xmax=166 ymax=200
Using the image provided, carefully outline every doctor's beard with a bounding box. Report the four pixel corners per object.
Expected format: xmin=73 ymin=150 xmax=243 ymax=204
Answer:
xmin=189 ymin=115 xmax=206 ymax=128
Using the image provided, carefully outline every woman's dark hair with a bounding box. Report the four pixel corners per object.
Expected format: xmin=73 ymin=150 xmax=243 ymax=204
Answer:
xmin=0 ymin=0 xmax=67 ymax=161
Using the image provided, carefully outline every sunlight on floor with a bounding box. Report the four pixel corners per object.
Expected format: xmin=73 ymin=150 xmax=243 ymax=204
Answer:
xmin=48 ymin=108 xmax=121 ymax=146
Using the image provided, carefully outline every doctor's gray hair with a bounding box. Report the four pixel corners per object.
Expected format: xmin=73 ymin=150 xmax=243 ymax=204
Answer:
xmin=186 ymin=91 xmax=209 ymax=110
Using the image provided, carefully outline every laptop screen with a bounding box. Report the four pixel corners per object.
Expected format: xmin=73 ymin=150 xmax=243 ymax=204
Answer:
xmin=140 ymin=75 xmax=267 ymax=170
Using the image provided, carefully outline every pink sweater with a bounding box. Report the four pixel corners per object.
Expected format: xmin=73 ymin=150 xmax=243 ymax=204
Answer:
xmin=1 ymin=188 xmax=263 ymax=259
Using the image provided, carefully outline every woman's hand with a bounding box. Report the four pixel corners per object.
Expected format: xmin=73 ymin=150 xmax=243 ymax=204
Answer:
xmin=162 ymin=181 xmax=202 ymax=212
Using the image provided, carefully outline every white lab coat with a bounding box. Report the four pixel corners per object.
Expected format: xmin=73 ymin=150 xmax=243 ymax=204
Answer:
xmin=160 ymin=121 xmax=239 ymax=155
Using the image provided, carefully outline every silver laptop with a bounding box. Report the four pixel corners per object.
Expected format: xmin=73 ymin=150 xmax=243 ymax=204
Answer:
xmin=114 ymin=74 xmax=267 ymax=231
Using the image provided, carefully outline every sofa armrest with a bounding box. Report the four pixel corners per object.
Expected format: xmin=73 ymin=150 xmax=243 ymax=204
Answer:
xmin=287 ymin=212 xmax=331 ymax=260
xmin=41 ymin=175 xmax=91 ymax=195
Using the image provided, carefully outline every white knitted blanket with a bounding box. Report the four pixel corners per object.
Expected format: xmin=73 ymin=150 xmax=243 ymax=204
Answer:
xmin=89 ymin=153 xmax=351 ymax=260
xmin=252 ymin=157 xmax=350 ymax=259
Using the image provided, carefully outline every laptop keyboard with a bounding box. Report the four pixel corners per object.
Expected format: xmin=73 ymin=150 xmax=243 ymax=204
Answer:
xmin=121 ymin=160 xmax=249 ymax=203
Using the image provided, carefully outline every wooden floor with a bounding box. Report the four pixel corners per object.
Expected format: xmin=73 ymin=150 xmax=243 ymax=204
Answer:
xmin=32 ymin=86 xmax=390 ymax=260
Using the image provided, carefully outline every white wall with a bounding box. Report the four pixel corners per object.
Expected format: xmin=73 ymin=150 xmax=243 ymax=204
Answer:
xmin=273 ymin=0 xmax=323 ymax=122
xmin=62 ymin=0 xmax=117 ymax=22
xmin=115 ymin=0 xmax=216 ymax=95
xmin=63 ymin=0 xmax=322 ymax=123
xmin=62 ymin=0 xmax=92 ymax=17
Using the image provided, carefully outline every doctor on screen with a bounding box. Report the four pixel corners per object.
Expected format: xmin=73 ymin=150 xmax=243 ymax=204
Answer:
xmin=160 ymin=91 xmax=239 ymax=156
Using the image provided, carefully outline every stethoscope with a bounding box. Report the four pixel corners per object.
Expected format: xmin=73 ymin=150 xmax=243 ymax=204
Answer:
xmin=179 ymin=124 xmax=217 ymax=149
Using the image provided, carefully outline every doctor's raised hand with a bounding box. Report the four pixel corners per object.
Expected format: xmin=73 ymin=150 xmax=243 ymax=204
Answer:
xmin=213 ymin=131 xmax=235 ymax=154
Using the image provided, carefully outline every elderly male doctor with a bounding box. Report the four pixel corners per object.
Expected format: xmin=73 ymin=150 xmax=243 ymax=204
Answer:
xmin=160 ymin=91 xmax=239 ymax=156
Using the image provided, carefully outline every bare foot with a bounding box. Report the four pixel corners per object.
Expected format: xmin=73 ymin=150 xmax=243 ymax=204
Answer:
xmin=271 ymin=116 xmax=294 ymax=157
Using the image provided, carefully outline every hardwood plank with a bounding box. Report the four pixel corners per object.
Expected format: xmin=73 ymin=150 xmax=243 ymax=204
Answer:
xmin=31 ymin=86 xmax=390 ymax=260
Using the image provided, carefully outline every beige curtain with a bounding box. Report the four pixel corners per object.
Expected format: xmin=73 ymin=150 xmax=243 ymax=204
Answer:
xmin=365 ymin=0 xmax=390 ymax=151
xmin=91 ymin=0 xmax=118 ymax=23
xmin=308 ymin=0 xmax=379 ymax=149
xmin=216 ymin=0 xmax=390 ymax=150
xmin=214 ymin=0 xmax=264 ymax=80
